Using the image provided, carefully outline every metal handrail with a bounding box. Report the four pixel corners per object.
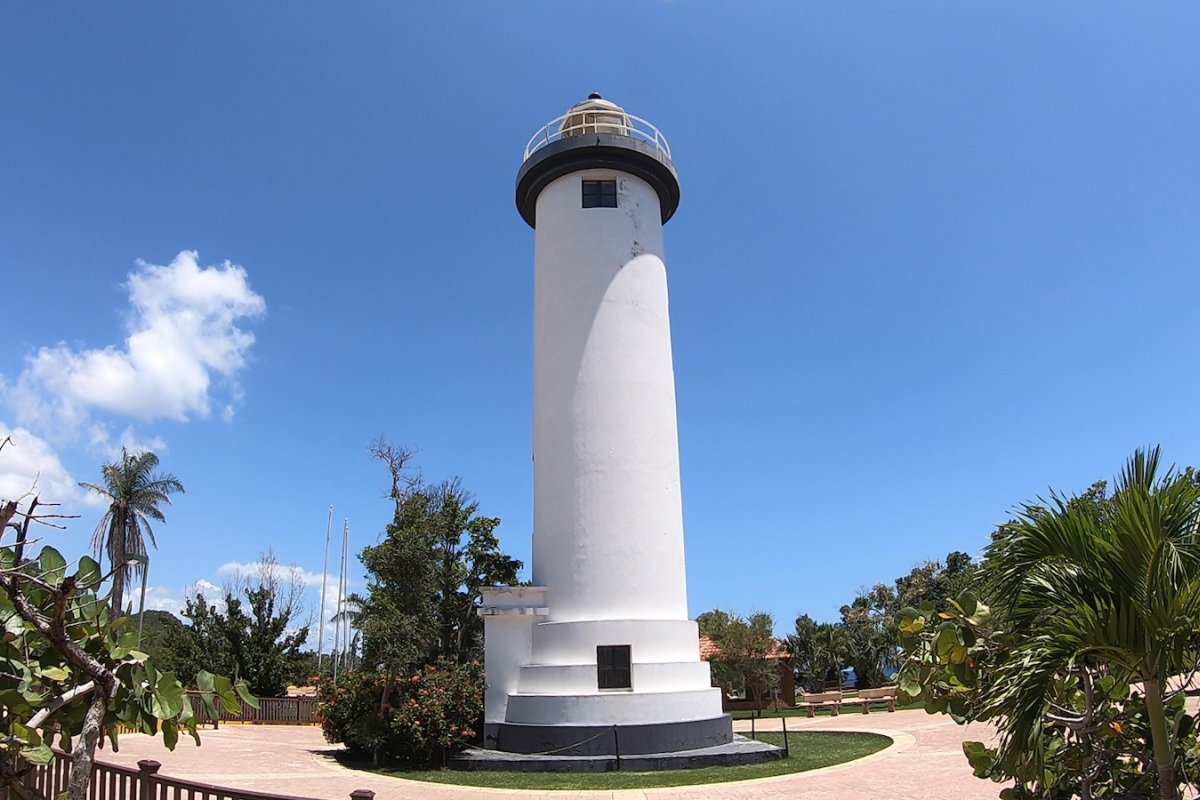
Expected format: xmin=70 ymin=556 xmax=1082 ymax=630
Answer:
xmin=524 ymin=111 xmax=671 ymax=162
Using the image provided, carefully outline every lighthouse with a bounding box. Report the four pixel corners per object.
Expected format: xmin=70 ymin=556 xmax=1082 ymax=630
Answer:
xmin=477 ymin=95 xmax=733 ymax=758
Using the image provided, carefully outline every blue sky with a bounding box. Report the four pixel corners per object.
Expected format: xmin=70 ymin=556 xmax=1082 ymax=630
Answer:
xmin=2 ymin=4 xmax=1198 ymax=640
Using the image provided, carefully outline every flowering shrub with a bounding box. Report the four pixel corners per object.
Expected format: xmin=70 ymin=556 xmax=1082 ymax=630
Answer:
xmin=316 ymin=661 xmax=484 ymax=766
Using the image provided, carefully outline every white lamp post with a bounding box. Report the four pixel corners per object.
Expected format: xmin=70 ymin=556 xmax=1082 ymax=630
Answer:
xmin=126 ymin=552 xmax=149 ymax=644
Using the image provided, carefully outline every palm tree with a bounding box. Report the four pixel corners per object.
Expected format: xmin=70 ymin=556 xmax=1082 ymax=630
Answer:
xmin=988 ymin=447 xmax=1200 ymax=800
xmin=79 ymin=448 xmax=184 ymax=616
xmin=811 ymin=625 xmax=850 ymax=690
xmin=330 ymin=592 xmax=364 ymax=674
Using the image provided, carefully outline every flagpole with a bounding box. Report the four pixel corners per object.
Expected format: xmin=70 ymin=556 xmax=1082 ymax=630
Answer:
xmin=317 ymin=505 xmax=333 ymax=674
xmin=340 ymin=519 xmax=351 ymax=669
xmin=333 ymin=518 xmax=350 ymax=683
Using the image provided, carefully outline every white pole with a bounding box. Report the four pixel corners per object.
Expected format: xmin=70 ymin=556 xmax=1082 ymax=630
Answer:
xmin=340 ymin=519 xmax=351 ymax=669
xmin=332 ymin=518 xmax=349 ymax=683
xmin=136 ymin=562 xmax=148 ymax=644
xmin=317 ymin=505 xmax=333 ymax=674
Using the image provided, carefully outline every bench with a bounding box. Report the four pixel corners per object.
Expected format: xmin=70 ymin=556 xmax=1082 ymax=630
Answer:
xmin=795 ymin=690 xmax=841 ymax=717
xmin=840 ymin=685 xmax=898 ymax=714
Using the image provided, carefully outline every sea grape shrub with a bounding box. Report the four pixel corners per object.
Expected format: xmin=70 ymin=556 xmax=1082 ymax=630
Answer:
xmin=316 ymin=660 xmax=484 ymax=766
xmin=897 ymin=590 xmax=1200 ymax=798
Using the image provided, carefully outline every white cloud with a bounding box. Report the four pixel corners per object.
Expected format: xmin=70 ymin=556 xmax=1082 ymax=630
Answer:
xmin=216 ymin=560 xmax=332 ymax=589
xmin=216 ymin=559 xmax=353 ymax=654
xmin=147 ymin=566 xmax=352 ymax=655
xmin=0 ymin=423 xmax=101 ymax=511
xmin=142 ymin=585 xmax=185 ymax=616
xmin=6 ymin=250 xmax=265 ymax=438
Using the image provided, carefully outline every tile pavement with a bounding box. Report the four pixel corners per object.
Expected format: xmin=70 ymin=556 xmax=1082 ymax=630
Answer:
xmin=95 ymin=710 xmax=1001 ymax=800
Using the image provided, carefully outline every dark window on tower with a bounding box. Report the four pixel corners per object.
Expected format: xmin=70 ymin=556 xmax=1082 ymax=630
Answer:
xmin=582 ymin=180 xmax=618 ymax=208
xmin=597 ymin=645 xmax=632 ymax=690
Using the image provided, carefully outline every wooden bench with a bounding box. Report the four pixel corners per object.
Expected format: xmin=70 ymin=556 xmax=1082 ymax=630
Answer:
xmin=840 ymin=685 xmax=898 ymax=714
xmin=795 ymin=690 xmax=841 ymax=717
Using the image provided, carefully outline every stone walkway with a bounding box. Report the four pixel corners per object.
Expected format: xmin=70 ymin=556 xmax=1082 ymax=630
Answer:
xmin=96 ymin=711 xmax=1001 ymax=800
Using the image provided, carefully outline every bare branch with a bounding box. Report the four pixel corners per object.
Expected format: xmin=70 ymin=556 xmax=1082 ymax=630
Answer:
xmin=27 ymin=681 xmax=96 ymax=730
xmin=369 ymin=437 xmax=419 ymax=502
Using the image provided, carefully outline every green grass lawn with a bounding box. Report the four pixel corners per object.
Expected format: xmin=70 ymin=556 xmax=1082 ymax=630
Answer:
xmin=347 ymin=731 xmax=891 ymax=790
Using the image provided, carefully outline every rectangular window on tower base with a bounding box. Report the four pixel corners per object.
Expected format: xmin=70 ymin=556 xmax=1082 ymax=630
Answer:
xmin=582 ymin=179 xmax=618 ymax=208
xmin=597 ymin=645 xmax=632 ymax=690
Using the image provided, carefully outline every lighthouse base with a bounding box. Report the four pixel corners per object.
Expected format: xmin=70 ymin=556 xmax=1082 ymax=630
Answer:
xmin=483 ymin=714 xmax=732 ymax=756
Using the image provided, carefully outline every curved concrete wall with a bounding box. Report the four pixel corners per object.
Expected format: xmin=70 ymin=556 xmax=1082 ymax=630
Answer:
xmin=530 ymin=618 xmax=701 ymax=664
xmin=505 ymin=687 xmax=723 ymax=726
xmin=532 ymin=170 xmax=689 ymax=623
xmin=517 ymin=660 xmax=713 ymax=694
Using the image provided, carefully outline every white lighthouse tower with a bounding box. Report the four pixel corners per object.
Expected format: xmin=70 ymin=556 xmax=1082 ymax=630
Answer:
xmin=478 ymin=95 xmax=732 ymax=758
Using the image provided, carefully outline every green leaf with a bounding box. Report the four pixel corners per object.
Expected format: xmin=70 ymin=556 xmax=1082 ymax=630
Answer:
xmin=161 ymin=718 xmax=179 ymax=750
xmin=198 ymin=692 xmax=219 ymax=722
xmin=177 ymin=695 xmax=194 ymax=724
xmin=186 ymin=719 xmax=201 ymax=747
xmin=38 ymin=665 xmax=70 ymax=681
xmin=195 ymin=670 xmax=215 ymax=693
xmin=966 ymin=601 xmax=991 ymax=627
xmin=38 ymin=547 xmax=68 ymax=587
xmin=22 ymin=743 xmax=54 ymax=765
xmin=962 ymin=740 xmax=995 ymax=778
xmin=151 ymin=673 xmax=185 ymax=719
xmin=234 ymin=680 xmax=258 ymax=709
xmin=0 ymin=689 xmax=31 ymax=716
xmin=74 ymin=556 xmax=102 ymax=590
xmin=956 ymin=590 xmax=978 ymax=618
xmin=3 ymin=608 xmax=26 ymax=643
xmin=12 ymin=722 xmax=42 ymax=746
xmin=213 ymin=674 xmax=241 ymax=714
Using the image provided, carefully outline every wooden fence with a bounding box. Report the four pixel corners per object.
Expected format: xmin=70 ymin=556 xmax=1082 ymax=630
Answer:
xmin=14 ymin=750 xmax=373 ymax=800
xmin=187 ymin=693 xmax=321 ymax=728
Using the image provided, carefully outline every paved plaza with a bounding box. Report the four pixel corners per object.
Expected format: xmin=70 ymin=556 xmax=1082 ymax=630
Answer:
xmin=97 ymin=710 xmax=1002 ymax=800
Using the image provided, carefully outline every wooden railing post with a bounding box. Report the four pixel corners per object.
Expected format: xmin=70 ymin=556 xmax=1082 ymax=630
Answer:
xmin=349 ymin=790 xmax=375 ymax=800
xmin=137 ymin=759 xmax=161 ymax=800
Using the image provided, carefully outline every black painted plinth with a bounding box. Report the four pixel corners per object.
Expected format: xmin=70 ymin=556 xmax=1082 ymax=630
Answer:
xmin=481 ymin=714 xmax=733 ymax=756
xmin=449 ymin=734 xmax=783 ymax=773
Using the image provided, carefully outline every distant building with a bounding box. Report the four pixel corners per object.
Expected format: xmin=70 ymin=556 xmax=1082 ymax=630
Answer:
xmin=698 ymin=635 xmax=797 ymax=710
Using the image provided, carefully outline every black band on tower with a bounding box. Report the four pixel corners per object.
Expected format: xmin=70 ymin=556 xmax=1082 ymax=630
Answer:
xmin=516 ymin=134 xmax=681 ymax=229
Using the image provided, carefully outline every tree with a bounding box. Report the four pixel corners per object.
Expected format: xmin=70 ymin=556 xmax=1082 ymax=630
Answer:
xmin=1 ymin=441 xmax=249 ymax=800
xmin=894 ymin=551 xmax=979 ymax=618
xmin=330 ymin=592 xmax=364 ymax=674
xmin=315 ymin=440 xmax=522 ymax=766
xmin=703 ymin=611 xmax=782 ymax=715
xmin=838 ymin=584 xmax=899 ymax=689
xmin=79 ymin=448 xmax=184 ymax=616
xmin=427 ymin=480 xmax=521 ymax=663
xmin=697 ymin=609 xmax=733 ymax=640
xmin=897 ymin=447 xmax=1200 ymax=800
xmin=357 ymin=441 xmax=521 ymax=674
xmin=171 ymin=553 xmax=311 ymax=696
xmin=810 ymin=625 xmax=850 ymax=690
xmin=784 ymin=613 xmax=823 ymax=691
